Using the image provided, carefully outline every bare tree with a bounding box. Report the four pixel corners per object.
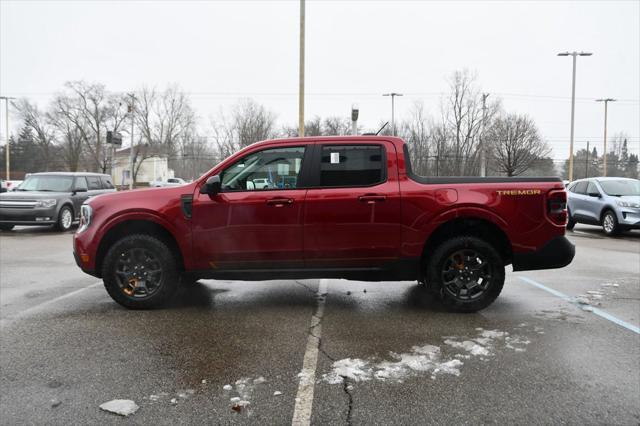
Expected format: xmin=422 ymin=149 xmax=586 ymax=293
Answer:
xmin=322 ymin=116 xmax=350 ymax=136
xmin=399 ymin=102 xmax=431 ymax=175
xmin=211 ymin=99 xmax=276 ymax=158
xmin=487 ymin=113 xmax=551 ymax=177
xmin=13 ymin=99 xmax=56 ymax=170
xmin=441 ymin=70 xmax=499 ymax=175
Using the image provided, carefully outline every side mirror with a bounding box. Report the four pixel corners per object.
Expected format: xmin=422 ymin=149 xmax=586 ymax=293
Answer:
xmin=200 ymin=175 xmax=221 ymax=195
xmin=588 ymin=192 xmax=600 ymax=198
xmin=74 ymin=187 xmax=88 ymax=193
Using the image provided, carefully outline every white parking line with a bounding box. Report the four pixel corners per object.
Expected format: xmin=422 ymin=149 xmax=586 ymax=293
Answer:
xmin=0 ymin=281 xmax=102 ymax=328
xmin=518 ymin=276 xmax=640 ymax=334
xmin=291 ymin=278 xmax=328 ymax=426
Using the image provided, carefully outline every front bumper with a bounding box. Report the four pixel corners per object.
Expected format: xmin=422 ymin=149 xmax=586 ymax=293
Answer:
xmin=0 ymin=206 xmax=58 ymax=225
xmin=618 ymin=208 xmax=640 ymax=228
xmin=512 ymin=236 xmax=575 ymax=272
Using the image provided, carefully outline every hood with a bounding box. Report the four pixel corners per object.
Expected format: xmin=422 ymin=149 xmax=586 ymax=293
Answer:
xmin=86 ymin=183 xmax=197 ymax=207
xmin=0 ymin=190 xmax=70 ymax=199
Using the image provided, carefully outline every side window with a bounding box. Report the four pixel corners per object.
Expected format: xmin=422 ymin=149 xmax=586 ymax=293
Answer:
xmin=573 ymin=181 xmax=588 ymax=194
xmin=586 ymin=181 xmax=599 ymax=195
xmin=74 ymin=177 xmax=88 ymax=191
xmin=319 ymin=145 xmax=384 ymax=187
xmin=100 ymin=176 xmax=114 ymax=189
xmin=221 ymin=146 xmax=306 ymax=192
xmin=87 ymin=176 xmax=102 ymax=190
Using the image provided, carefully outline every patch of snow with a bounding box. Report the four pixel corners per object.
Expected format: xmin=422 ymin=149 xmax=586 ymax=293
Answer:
xmin=575 ymin=296 xmax=591 ymax=305
xmin=170 ymin=398 xmax=178 ymax=404
xmin=230 ymin=397 xmax=241 ymax=403
xmin=223 ymin=384 xmax=232 ymax=391
xmin=273 ymin=391 xmax=282 ymax=396
xmin=201 ymin=379 xmax=207 ymax=384
xmin=586 ymin=290 xmax=603 ymax=295
xmin=253 ymin=376 xmax=266 ymax=385
xmin=149 ymin=395 xmax=160 ymax=402
xmin=444 ymin=339 xmax=489 ymax=356
xmin=99 ymin=399 xmax=139 ymax=416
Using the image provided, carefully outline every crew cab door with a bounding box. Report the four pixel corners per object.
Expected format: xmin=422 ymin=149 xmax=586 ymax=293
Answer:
xmin=303 ymin=142 xmax=402 ymax=268
xmin=191 ymin=145 xmax=311 ymax=270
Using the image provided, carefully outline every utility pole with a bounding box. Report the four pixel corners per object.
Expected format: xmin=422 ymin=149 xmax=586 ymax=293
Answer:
xmin=298 ymin=0 xmax=305 ymax=137
xmin=382 ymin=92 xmax=403 ymax=136
xmin=585 ymin=141 xmax=590 ymax=178
xmin=596 ymin=98 xmax=616 ymax=176
xmin=127 ymin=93 xmax=136 ymax=190
xmin=351 ymin=105 xmax=359 ymax=136
xmin=0 ymin=96 xmax=16 ymax=180
xmin=557 ymin=51 xmax=592 ymax=181
xmin=480 ymin=93 xmax=490 ymax=177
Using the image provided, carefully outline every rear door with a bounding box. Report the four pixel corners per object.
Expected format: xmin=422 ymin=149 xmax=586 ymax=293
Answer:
xmin=71 ymin=176 xmax=90 ymax=218
xmin=583 ymin=180 xmax=604 ymax=222
xmin=303 ymin=142 xmax=402 ymax=269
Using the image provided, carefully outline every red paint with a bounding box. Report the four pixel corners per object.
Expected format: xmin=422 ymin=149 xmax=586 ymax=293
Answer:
xmin=74 ymin=136 xmax=569 ymax=276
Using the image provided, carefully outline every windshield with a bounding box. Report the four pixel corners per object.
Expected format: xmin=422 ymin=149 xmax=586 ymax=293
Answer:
xmin=17 ymin=175 xmax=74 ymax=192
xmin=597 ymin=179 xmax=640 ymax=196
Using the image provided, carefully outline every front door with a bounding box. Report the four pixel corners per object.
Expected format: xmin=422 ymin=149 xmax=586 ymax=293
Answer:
xmin=192 ymin=145 xmax=310 ymax=271
xmin=303 ymin=142 xmax=402 ymax=269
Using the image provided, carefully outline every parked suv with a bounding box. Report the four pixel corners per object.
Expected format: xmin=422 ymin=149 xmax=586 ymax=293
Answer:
xmin=0 ymin=172 xmax=116 ymax=231
xmin=566 ymin=177 xmax=640 ymax=235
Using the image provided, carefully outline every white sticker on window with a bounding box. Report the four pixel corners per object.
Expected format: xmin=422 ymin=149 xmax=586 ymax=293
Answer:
xmin=330 ymin=152 xmax=340 ymax=164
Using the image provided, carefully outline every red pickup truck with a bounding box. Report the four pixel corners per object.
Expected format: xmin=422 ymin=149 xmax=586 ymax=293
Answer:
xmin=73 ymin=136 xmax=574 ymax=312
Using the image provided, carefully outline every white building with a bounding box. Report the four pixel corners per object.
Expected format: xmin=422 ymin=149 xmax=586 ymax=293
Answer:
xmin=111 ymin=147 xmax=174 ymax=187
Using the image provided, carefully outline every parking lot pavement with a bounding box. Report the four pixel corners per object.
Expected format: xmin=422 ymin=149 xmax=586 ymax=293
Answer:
xmin=0 ymin=225 xmax=638 ymax=424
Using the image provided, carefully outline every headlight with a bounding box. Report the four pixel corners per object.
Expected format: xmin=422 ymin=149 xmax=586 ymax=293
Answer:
xmin=77 ymin=204 xmax=92 ymax=233
xmin=35 ymin=199 xmax=57 ymax=208
xmin=616 ymin=200 xmax=640 ymax=208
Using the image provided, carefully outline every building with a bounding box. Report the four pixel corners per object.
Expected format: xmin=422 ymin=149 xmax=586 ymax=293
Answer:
xmin=111 ymin=147 xmax=174 ymax=187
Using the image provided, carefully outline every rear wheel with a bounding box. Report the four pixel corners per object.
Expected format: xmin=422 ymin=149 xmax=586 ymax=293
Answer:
xmin=0 ymin=224 xmax=14 ymax=231
xmin=427 ymin=236 xmax=505 ymax=312
xmin=56 ymin=206 xmax=73 ymax=231
xmin=102 ymin=234 xmax=179 ymax=309
xmin=602 ymin=210 xmax=620 ymax=236
xmin=566 ymin=209 xmax=576 ymax=230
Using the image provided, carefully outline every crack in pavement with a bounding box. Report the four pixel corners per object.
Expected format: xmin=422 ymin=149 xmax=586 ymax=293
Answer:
xmin=341 ymin=377 xmax=354 ymax=426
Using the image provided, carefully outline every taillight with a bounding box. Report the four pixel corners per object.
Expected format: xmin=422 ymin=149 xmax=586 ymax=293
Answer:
xmin=547 ymin=189 xmax=567 ymax=225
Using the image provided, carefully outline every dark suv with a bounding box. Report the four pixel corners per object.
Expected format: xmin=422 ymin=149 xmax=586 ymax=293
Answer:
xmin=0 ymin=172 xmax=116 ymax=232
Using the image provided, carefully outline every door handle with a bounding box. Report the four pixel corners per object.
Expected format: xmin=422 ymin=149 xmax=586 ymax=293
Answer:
xmin=266 ymin=198 xmax=294 ymax=207
xmin=358 ymin=194 xmax=386 ymax=204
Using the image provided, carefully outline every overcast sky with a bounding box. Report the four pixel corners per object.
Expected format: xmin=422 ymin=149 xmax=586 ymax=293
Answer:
xmin=1 ymin=0 xmax=639 ymax=159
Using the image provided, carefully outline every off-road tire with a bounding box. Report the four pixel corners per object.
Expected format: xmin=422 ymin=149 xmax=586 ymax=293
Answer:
xmin=102 ymin=234 xmax=179 ymax=309
xmin=427 ymin=235 xmax=505 ymax=313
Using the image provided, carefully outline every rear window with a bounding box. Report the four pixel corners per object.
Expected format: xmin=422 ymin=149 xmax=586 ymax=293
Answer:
xmin=572 ymin=181 xmax=588 ymax=194
xmin=319 ymin=145 xmax=385 ymax=187
xmin=86 ymin=176 xmax=102 ymax=190
xmin=100 ymin=176 xmax=114 ymax=189
xmin=74 ymin=177 xmax=88 ymax=191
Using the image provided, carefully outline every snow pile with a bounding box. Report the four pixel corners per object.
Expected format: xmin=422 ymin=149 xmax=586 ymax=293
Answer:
xmin=323 ymin=344 xmax=462 ymax=384
xmin=99 ymin=399 xmax=139 ymax=416
xmin=225 ymin=376 xmax=267 ymax=413
xmin=323 ymin=327 xmax=533 ymax=385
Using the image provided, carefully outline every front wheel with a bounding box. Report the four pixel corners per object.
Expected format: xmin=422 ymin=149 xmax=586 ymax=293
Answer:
xmin=102 ymin=234 xmax=179 ymax=309
xmin=56 ymin=206 xmax=73 ymax=231
xmin=427 ymin=236 xmax=505 ymax=312
xmin=602 ymin=210 xmax=620 ymax=236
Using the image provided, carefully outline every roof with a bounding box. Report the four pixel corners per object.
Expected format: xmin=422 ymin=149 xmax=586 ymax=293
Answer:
xmin=249 ymin=135 xmax=405 ymax=149
xmin=29 ymin=172 xmax=110 ymax=177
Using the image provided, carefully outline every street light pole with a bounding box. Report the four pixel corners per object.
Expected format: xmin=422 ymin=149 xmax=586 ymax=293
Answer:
xmin=557 ymin=51 xmax=592 ymax=181
xmin=0 ymin=96 xmax=16 ymax=180
xmin=298 ymin=0 xmax=305 ymax=137
xmin=382 ymin=92 xmax=403 ymax=136
xmin=596 ymin=98 xmax=616 ymax=176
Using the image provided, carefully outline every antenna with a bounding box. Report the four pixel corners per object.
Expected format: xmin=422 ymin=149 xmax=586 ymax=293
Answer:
xmin=375 ymin=122 xmax=389 ymax=136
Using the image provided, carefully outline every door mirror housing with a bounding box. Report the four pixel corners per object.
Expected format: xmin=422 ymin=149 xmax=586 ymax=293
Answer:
xmin=588 ymin=192 xmax=601 ymax=198
xmin=200 ymin=175 xmax=221 ymax=195
xmin=73 ymin=187 xmax=87 ymax=194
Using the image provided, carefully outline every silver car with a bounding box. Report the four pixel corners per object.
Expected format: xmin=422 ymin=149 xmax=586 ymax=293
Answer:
xmin=0 ymin=172 xmax=116 ymax=232
xmin=566 ymin=177 xmax=640 ymax=235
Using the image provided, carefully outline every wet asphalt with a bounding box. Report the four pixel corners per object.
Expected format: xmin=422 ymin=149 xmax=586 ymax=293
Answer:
xmin=0 ymin=225 xmax=638 ymax=425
